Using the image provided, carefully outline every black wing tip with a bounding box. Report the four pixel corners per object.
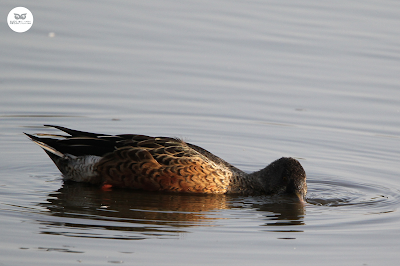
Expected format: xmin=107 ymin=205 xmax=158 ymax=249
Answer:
xmin=27 ymin=125 xmax=110 ymax=140
xmin=43 ymin=124 xmax=72 ymax=133
xmin=24 ymin=132 xmax=38 ymax=140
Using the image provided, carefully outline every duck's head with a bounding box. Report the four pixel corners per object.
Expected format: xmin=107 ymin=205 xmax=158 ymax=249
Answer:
xmin=259 ymin=157 xmax=307 ymax=202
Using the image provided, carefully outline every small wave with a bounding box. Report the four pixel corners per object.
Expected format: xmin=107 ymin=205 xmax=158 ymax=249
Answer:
xmin=306 ymin=176 xmax=400 ymax=214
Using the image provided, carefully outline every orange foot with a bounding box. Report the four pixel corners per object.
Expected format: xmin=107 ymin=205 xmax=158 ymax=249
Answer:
xmin=101 ymin=183 xmax=113 ymax=191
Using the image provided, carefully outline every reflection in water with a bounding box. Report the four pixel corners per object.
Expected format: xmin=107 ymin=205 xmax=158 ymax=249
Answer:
xmin=36 ymin=175 xmax=400 ymax=240
xmin=239 ymin=196 xmax=306 ymax=233
xmin=38 ymin=182 xmax=306 ymax=240
xmin=256 ymin=201 xmax=305 ymax=227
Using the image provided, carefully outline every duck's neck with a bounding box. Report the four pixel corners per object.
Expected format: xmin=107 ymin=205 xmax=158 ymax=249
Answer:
xmin=227 ymin=168 xmax=266 ymax=194
xmin=248 ymin=166 xmax=276 ymax=194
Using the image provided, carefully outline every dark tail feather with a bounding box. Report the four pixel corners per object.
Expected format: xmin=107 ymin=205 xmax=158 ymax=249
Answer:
xmin=44 ymin=125 xmax=109 ymax=138
xmin=25 ymin=127 xmax=116 ymax=157
xmin=24 ymin=132 xmax=65 ymax=158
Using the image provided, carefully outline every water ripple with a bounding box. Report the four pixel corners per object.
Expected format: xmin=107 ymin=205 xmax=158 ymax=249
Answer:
xmin=306 ymin=176 xmax=400 ymax=214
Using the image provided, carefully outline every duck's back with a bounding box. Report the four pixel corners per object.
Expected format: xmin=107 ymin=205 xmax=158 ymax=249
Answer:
xmin=98 ymin=134 xmax=240 ymax=193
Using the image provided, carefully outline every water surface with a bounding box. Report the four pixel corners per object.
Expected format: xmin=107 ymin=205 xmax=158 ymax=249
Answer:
xmin=1 ymin=0 xmax=400 ymax=265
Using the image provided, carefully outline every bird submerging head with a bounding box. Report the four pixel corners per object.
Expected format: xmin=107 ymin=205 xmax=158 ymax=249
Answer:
xmin=25 ymin=125 xmax=307 ymax=201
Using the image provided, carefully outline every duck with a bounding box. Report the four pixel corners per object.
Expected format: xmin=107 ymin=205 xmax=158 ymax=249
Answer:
xmin=25 ymin=125 xmax=307 ymax=201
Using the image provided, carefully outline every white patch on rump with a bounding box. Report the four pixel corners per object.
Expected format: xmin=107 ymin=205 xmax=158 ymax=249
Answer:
xmin=62 ymin=155 xmax=102 ymax=183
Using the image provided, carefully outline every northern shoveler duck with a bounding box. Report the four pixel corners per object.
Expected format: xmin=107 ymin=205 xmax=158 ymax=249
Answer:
xmin=25 ymin=125 xmax=307 ymax=201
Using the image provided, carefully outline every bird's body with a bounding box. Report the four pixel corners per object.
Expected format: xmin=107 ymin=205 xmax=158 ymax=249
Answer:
xmin=25 ymin=125 xmax=307 ymax=200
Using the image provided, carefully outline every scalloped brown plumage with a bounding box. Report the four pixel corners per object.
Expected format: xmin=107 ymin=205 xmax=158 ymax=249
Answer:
xmin=25 ymin=125 xmax=307 ymax=201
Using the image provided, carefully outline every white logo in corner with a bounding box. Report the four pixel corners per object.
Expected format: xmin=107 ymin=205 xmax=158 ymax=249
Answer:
xmin=7 ymin=7 xmax=33 ymax=33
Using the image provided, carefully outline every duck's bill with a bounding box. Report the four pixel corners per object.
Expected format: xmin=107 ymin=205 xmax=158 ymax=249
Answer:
xmin=295 ymin=191 xmax=307 ymax=204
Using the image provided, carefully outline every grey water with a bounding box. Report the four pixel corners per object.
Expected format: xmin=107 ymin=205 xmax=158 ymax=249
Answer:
xmin=1 ymin=0 xmax=400 ymax=265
